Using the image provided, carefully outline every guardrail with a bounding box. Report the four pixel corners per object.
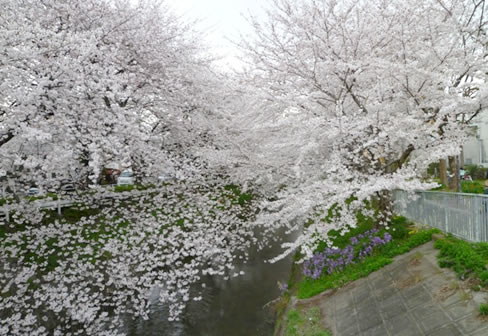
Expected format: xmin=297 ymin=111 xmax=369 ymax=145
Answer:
xmin=393 ymin=190 xmax=488 ymax=242
xmin=0 ymin=188 xmax=158 ymax=223
xmin=0 ymin=200 xmax=70 ymax=223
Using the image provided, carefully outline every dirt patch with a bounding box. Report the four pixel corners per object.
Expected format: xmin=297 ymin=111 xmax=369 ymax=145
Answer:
xmin=296 ymin=288 xmax=337 ymax=309
xmin=478 ymin=313 xmax=488 ymax=322
xmin=434 ymin=283 xmax=457 ymax=302
xmin=408 ymin=252 xmax=423 ymax=267
xmin=393 ymin=272 xmax=424 ymax=289
xmin=408 ymin=258 xmax=421 ymax=267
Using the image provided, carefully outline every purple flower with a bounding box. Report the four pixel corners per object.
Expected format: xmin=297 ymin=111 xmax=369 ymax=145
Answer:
xmin=371 ymin=236 xmax=384 ymax=245
xmin=277 ymin=281 xmax=288 ymax=294
xmin=303 ymin=229 xmax=395 ymax=278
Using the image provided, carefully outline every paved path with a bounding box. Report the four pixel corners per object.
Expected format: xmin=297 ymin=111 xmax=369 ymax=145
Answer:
xmin=296 ymin=241 xmax=488 ymax=336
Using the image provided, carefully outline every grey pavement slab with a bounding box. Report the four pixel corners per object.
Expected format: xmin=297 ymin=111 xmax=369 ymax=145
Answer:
xmin=293 ymin=241 xmax=488 ymax=336
xmin=426 ymin=323 xmax=462 ymax=336
xmin=362 ymin=323 xmax=389 ymax=336
xmin=384 ymin=314 xmax=422 ymax=336
xmin=456 ymin=314 xmax=487 ymax=335
xmin=417 ymin=309 xmax=452 ymax=334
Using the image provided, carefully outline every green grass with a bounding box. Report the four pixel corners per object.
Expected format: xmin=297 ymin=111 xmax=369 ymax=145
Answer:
xmin=430 ymin=179 xmax=486 ymax=194
xmin=223 ymin=184 xmax=254 ymax=206
xmin=46 ymin=192 xmax=58 ymax=200
xmin=62 ymin=207 xmax=101 ymax=223
xmin=479 ymin=303 xmax=488 ymax=316
xmin=25 ymin=192 xmax=59 ymax=202
xmin=114 ymin=184 xmax=135 ymax=192
xmin=3 ymin=205 xmax=131 ymax=274
xmin=273 ymin=251 xmax=303 ymax=336
xmin=297 ymin=218 xmax=438 ymax=299
xmin=1 ymin=183 xmax=255 ymax=276
xmin=285 ymin=308 xmax=331 ymax=336
xmin=298 ymin=256 xmax=393 ymax=299
xmin=322 ymin=213 xmax=375 ymax=250
xmin=435 ymin=235 xmax=488 ymax=284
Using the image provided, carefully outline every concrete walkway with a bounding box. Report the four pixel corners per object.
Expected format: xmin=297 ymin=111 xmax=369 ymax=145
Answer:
xmin=296 ymin=241 xmax=488 ymax=336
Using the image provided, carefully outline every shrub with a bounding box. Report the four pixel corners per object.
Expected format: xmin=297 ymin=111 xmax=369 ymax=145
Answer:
xmin=390 ymin=216 xmax=408 ymax=226
xmin=390 ymin=223 xmax=409 ymax=239
xmin=475 ymin=168 xmax=488 ymax=180
xmin=461 ymin=180 xmax=484 ymax=194
xmin=466 ymin=165 xmax=488 ymax=180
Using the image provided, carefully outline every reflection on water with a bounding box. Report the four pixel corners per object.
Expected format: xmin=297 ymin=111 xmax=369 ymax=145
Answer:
xmin=125 ymin=241 xmax=293 ymax=336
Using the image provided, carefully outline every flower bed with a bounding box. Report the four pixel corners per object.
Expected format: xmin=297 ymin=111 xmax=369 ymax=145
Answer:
xmin=303 ymin=229 xmax=392 ymax=279
xmin=297 ymin=218 xmax=438 ymax=299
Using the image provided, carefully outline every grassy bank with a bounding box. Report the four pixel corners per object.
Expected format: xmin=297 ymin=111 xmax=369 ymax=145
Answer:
xmin=435 ymin=235 xmax=488 ymax=289
xmin=274 ymin=215 xmax=438 ymax=336
xmin=0 ymin=183 xmax=255 ymax=275
xmin=434 ymin=234 xmax=488 ymax=314
xmin=431 ymin=179 xmax=486 ymax=194
xmin=285 ymin=307 xmax=331 ymax=336
xmin=296 ymin=216 xmax=439 ymax=299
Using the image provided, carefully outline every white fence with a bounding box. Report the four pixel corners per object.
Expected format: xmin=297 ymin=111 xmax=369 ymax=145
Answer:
xmin=393 ymin=190 xmax=488 ymax=242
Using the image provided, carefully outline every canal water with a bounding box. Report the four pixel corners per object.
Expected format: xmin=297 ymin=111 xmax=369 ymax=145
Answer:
xmin=125 ymin=240 xmax=294 ymax=336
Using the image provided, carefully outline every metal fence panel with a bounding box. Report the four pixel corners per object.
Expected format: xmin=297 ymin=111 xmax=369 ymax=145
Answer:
xmin=393 ymin=190 xmax=488 ymax=242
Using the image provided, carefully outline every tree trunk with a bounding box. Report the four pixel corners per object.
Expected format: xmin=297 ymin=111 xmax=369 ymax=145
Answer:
xmin=376 ymin=190 xmax=393 ymax=226
xmin=448 ymin=156 xmax=459 ymax=191
xmin=457 ymin=155 xmax=461 ymax=192
xmin=439 ymin=159 xmax=448 ymax=186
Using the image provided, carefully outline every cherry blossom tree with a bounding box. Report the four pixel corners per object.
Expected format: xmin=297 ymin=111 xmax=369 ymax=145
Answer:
xmin=0 ymin=181 xmax=258 ymax=335
xmin=233 ymin=0 xmax=488 ymax=260
xmin=0 ymin=0 xmax=218 ymax=191
xmin=0 ymin=1 xmax=259 ymax=334
xmin=2 ymin=0 xmax=488 ymax=334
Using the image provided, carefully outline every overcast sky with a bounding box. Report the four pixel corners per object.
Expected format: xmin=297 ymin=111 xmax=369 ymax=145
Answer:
xmin=166 ymin=0 xmax=269 ymax=69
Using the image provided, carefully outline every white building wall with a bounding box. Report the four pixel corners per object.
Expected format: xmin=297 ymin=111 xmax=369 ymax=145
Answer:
xmin=463 ymin=115 xmax=488 ymax=167
xmin=463 ymin=137 xmax=481 ymax=166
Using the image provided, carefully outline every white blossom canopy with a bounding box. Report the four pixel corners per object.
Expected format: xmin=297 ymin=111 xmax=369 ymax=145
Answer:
xmin=231 ymin=0 xmax=488 ymax=259
xmin=1 ymin=0 xmax=488 ymax=334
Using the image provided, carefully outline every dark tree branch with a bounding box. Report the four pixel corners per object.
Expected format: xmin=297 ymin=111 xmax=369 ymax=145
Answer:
xmin=0 ymin=131 xmax=14 ymax=148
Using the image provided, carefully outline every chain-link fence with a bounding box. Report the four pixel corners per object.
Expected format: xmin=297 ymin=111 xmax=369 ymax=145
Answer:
xmin=393 ymin=190 xmax=488 ymax=242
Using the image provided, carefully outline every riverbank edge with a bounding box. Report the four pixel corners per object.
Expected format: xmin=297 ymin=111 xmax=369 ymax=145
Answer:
xmin=273 ymin=249 xmax=303 ymax=336
xmin=273 ymin=223 xmax=441 ymax=335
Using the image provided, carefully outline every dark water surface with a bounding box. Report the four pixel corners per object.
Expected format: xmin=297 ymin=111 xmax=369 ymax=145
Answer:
xmin=125 ymin=243 xmax=293 ymax=336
